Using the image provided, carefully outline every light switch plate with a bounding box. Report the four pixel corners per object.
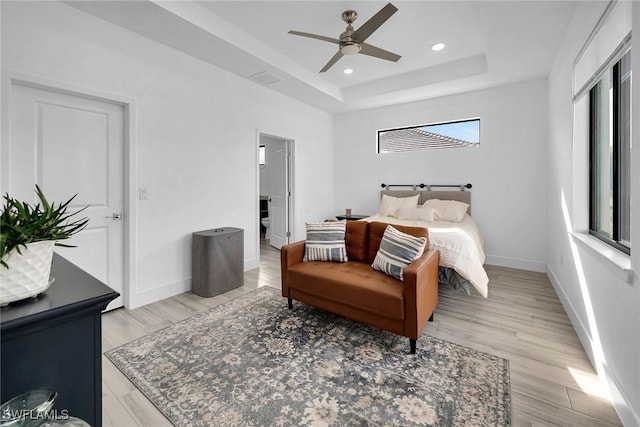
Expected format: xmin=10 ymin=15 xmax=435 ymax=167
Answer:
xmin=139 ymin=187 xmax=149 ymax=200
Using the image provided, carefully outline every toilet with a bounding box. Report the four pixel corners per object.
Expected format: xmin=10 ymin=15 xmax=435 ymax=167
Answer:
xmin=261 ymin=217 xmax=271 ymax=240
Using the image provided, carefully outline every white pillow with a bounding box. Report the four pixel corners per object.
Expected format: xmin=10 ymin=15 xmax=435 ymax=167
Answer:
xmin=378 ymin=195 xmax=420 ymax=217
xmin=396 ymin=207 xmax=435 ymax=222
xmin=422 ymin=199 xmax=469 ymax=222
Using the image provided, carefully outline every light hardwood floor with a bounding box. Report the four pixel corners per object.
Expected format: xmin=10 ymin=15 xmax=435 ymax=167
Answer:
xmin=102 ymin=240 xmax=623 ymax=426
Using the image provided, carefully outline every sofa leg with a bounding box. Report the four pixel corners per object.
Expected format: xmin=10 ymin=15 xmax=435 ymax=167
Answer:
xmin=409 ymin=338 xmax=416 ymax=354
xmin=288 ymin=298 xmax=293 ymax=309
xmin=429 ymin=313 xmax=434 ymax=322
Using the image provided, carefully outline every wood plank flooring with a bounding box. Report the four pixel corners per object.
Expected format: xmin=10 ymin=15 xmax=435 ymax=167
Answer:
xmin=102 ymin=240 xmax=623 ymax=426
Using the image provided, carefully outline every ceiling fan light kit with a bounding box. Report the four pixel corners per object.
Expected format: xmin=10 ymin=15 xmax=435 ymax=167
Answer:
xmin=341 ymin=43 xmax=361 ymax=55
xmin=288 ymin=3 xmax=401 ymax=73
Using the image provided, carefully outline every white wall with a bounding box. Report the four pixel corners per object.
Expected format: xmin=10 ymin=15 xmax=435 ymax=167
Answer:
xmin=333 ymin=80 xmax=548 ymax=272
xmin=1 ymin=1 xmax=334 ymax=308
xmin=547 ymin=2 xmax=640 ymax=425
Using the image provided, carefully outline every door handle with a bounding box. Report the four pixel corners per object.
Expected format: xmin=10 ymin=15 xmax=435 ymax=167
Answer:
xmin=104 ymin=213 xmax=122 ymax=220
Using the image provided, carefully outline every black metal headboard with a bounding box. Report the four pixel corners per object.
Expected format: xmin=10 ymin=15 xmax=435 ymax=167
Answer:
xmin=381 ymin=183 xmax=472 ymax=191
xmin=379 ymin=183 xmax=472 ymax=213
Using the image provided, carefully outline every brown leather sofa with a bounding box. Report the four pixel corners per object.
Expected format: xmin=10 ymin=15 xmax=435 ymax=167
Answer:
xmin=280 ymin=221 xmax=439 ymax=354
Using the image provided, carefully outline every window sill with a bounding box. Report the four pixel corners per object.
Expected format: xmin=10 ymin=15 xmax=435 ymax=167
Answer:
xmin=570 ymin=232 xmax=633 ymax=283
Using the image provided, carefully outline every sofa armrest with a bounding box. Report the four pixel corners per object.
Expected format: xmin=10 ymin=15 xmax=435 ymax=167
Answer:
xmin=402 ymin=248 xmax=440 ymax=339
xmin=280 ymin=240 xmax=306 ymax=296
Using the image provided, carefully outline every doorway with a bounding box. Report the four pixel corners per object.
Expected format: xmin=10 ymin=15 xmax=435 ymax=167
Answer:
xmin=258 ymin=133 xmax=293 ymax=251
xmin=4 ymin=78 xmax=129 ymax=310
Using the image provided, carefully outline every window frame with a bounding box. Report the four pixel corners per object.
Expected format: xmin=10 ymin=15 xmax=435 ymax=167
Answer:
xmin=376 ymin=117 xmax=480 ymax=154
xmin=588 ymin=51 xmax=631 ymax=255
xmin=259 ymin=145 xmax=266 ymax=166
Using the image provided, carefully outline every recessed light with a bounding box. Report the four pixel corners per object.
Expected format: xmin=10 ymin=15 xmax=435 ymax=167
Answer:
xmin=431 ymin=42 xmax=446 ymax=52
xmin=343 ymin=68 xmax=354 ymax=75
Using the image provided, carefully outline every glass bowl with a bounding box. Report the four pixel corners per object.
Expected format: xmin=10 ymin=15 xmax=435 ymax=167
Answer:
xmin=0 ymin=388 xmax=57 ymax=427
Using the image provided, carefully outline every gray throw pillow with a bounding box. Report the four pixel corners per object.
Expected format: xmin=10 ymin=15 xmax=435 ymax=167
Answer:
xmin=303 ymin=220 xmax=348 ymax=262
xmin=372 ymin=225 xmax=427 ymax=280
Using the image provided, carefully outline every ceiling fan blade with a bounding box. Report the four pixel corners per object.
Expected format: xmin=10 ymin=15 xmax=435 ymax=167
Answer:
xmin=359 ymin=43 xmax=401 ymax=62
xmin=288 ymin=31 xmax=340 ymax=45
xmin=352 ymin=3 xmax=398 ymax=43
xmin=320 ymin=50 xmax=344 ymax=73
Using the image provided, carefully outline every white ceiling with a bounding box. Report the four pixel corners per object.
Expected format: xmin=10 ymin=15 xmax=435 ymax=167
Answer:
xmin=66 ymin=0 xmax=584 ymax=113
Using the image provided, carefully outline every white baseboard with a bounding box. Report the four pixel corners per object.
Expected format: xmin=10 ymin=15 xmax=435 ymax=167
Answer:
xmin=547 ymin=265 xmax=640 ymax=427
xmin=244 ymin=258 xmax=259 ymax=271
xmin=129 ymin=261 xmax=261 ymax=309
xmin=603 ymin=362 xmax=640 ymax=427
xmin=130 ymin=277 xmax=191 ymax=309
xmin=484 ymin=255 xmax=546 ymax=272
xmin=546 ymin=266 xmax=594 ymax=362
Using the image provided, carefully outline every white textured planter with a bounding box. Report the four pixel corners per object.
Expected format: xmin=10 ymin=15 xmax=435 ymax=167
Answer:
xmin=0 ymin=241 xmax=55 ymax=306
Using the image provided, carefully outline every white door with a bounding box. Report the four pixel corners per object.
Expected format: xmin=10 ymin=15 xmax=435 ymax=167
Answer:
xmin=268 ymin=141 xmax=289 ymax=249
xmin=8 ymin=83 xmax=125 ymax=310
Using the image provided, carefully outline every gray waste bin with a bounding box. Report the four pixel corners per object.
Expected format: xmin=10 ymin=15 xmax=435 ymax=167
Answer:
xmin=192 ymin=227 xmax=244 ymax=297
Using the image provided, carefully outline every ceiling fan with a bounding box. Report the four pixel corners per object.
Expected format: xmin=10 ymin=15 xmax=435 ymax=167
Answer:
xmin=288 ymin=3 xmax=401 ymax=73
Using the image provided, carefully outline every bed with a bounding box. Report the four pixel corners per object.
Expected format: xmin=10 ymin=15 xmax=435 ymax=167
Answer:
xmin=361 ymin=187 xmax=489 ymax=297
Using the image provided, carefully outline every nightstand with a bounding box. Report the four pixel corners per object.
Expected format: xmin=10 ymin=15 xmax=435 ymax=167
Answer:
xmin=335 ymin=214 xmax=369 ymax=221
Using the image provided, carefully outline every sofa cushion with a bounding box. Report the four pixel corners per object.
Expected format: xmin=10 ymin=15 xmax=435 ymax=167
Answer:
xmin=367 ymin=222 xmax=429 ymax=264
xmin=372 ymin=225 xmax=427 ymax=280
xmin=286 ymin=261 xmax=404 ymax=320
xmin=303 ymin=220 xmax=347 ymax=262
xmin=345 ymin=221 xmax=369 ymax=262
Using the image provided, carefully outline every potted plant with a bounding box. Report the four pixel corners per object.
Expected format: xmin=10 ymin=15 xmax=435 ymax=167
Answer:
xmin=0 ymin=185 xmax=88 ymax=305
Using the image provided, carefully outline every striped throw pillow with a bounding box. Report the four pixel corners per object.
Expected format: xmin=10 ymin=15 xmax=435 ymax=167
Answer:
xmin=372 ymin=225 xmax=427 ymax=280
xmin=303 ymin=220 xmax=348 ymax=262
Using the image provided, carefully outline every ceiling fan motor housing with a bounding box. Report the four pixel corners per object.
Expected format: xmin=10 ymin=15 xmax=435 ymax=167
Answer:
xmin=339 ymin=24 xmax=361 ymax=55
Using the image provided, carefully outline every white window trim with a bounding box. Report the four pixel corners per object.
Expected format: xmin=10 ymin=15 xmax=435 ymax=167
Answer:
xmin=570 ymin=232 xmax=633 ymax=283
xmin=573 ymin=0 xmax=631 ymax=98
xmin=569 ymin=0 xmax=633 ymax=283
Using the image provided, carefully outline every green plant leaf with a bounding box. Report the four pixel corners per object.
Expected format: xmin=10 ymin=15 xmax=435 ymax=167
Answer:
xmin=1 ymin=186 xmax=89 ymax=268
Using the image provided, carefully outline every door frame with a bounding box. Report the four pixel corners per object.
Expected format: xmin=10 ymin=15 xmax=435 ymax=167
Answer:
xmin=256 ymin=130 xmax=294 ymax=255
xmin=1 ymin=70 xmax=137 ymax=309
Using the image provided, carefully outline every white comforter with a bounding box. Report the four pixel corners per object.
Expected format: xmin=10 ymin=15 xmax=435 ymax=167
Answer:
xmin=363 ymin=214 xmax=489 ymax=297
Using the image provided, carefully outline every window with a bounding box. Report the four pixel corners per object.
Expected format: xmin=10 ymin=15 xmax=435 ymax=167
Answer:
xmin=377 ymin=118 xmax=480 ymax=153
xmin=259 ymin=145 xmax=266 ymax=166
xmin=589 ymin=50 xmax=631 ymax=254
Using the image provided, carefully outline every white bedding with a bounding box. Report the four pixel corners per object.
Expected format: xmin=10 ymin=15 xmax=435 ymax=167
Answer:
xmin=363 ymin=214 xmax=489 ymax=297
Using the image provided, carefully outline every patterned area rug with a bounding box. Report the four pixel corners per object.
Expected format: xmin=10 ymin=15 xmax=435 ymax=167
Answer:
xmin=105 ymin=287 xmax=510 ymax=426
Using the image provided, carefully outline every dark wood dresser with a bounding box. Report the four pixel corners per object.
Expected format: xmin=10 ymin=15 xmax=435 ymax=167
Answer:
xmin=0 ymin=254 xmax=119 ymax=427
